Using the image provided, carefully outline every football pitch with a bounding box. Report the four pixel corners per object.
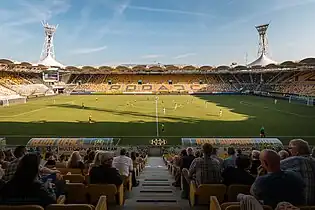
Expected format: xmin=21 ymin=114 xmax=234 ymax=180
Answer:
xmin=0 ymin=94 xmax=314 ymax=145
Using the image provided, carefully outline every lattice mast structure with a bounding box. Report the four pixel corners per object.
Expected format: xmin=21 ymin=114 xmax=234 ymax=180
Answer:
xmin=248 ymin=23 xmax=276 ymax=67
xmin=256 ymin=24 xmax=269 ymax=56
xmin=40 ymin=21 xmax=58 ymax=61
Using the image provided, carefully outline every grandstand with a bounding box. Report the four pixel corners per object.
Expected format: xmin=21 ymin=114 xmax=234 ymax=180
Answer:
xmin=1 ymin=58 xmax=315 ymax=98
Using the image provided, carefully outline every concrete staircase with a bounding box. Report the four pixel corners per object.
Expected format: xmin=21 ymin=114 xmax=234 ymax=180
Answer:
xmin=123 ymin=157 xmax=190 ymax=209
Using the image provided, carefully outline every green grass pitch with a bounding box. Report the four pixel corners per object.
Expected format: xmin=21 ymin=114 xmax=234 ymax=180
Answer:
xmin=0 ymin=95 xmax=314 ymax=145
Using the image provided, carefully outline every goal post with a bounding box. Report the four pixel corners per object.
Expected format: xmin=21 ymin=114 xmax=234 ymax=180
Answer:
xmin=0 ymin=99 xmax=9 ymax=107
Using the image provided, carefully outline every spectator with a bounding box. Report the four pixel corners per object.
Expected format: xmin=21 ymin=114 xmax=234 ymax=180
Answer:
xmin=281 ymin=139 xmax=315 ymax=205
xmin=180 ymin=147 xmax=195 ymax=196
xmin=4 ymin=149 xmax=14 ymax=162
xmin=312 ymin=147 xmax=315 ymax=159
xmin=195 ymin=150 xmax=202 ymax=158
xmin=211 ymin=148 xmax=223 ymax=165
xmin=182 ymin=143 xmax=222 ymax=186
xmin=278 ymin=150 xmax=289 ymax=160
xmin=249 ymin=150 xmax=261 ymax=175
xmin=222 ymin=147 xmax=236 ymax=169
xmin=0 ymin=153 xmax=56 ymax=207
xmin=113 ymin=148 xmax=139 ymax=187
xmin=66 ymin=151 xmax=84 ymax=173
xmin=135 ymin=152 xmax=143 ymax=164
xmin=0 ymin=150 xmax=8 ymax=170
xmin=130 ymin=152 xmax=137 ymax=163
xmin=237 ymin=149 xmax=242 ymax=156
xmin=84 ymin=150 xmax=95 ymax=169
xmin=89 ymin=151 xmax=122 ymax=187
xmin=113 ymin=148 xmax=133 ymax=176
xmin=222 ymin=155 xmax=255 ymax=186
xmin=3 ymin=146 xmax=26 ymax=182
xmin=250 ymin=149 xmax=305 ymax=208
xmin=181 ymin=147 xmax=195 ymax=170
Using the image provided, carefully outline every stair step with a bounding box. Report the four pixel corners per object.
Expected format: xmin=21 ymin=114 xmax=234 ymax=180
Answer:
xmin=144 ymin=179 xmax=169 ymax=181
xmin=142 ymin=183 xmax=170 ymax=187
xmin=136 ymin=199 xmax=177 ymax=203
xmin=140 ymin=190 xmax=173 ymax=193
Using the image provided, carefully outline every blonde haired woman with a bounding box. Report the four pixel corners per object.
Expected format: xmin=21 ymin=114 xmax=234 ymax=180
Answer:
xmin=67 ymin=151 xmax=85 ymax=174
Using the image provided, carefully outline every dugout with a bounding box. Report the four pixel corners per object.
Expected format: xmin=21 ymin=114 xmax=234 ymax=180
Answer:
xmin=26 ymin=138 xmax=116 ymax=150
xmin=181 ymin=137 xmax=283 ymax=158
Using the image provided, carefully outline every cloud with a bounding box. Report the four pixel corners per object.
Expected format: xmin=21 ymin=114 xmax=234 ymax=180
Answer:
xmin=128 ymin=5 xmax=211 ymax=17
xmin=96 ymin=0 xmax=131 ymax=39
xmin=0 ymin=0 xmax=71 ymax=28
xmin=218 ymin=0 xmax=315 ymax=31
xmin=70 ymin=45 xmax=108 ymax=55
xmin=141 ymin=54 xmax=164 ymax=59
xmin=173 ymin=53 xmax=196 ymax=59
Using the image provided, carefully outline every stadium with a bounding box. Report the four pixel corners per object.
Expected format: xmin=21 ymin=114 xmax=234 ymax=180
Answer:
xmin=0 ymin=7 xmax=315 ymax=210
xmin=0 ymin=22 xmax=314 ymax=147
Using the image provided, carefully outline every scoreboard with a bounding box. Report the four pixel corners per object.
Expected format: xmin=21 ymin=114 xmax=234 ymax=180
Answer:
xmin=42 ymin=68 xmax=59 ymax=82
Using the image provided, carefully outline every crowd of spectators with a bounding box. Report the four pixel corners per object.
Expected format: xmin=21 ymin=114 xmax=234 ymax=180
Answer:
xmin=167 ymin=139 xmax=315 ymax=209
xmin=0 ymin=146 xmax=146 ymax=208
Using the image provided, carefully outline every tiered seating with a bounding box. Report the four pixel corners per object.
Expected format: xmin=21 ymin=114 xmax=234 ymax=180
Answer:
xmin=10 ymin=84 xmax=52 ymax=96
xmin=0 ymin=85 xmax=17 ymax=96
xmin=0 ymin=71 xmax=29 ymax=85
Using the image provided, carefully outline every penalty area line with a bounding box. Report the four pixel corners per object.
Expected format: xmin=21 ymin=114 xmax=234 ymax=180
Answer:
xmin=0 ymin=100 xmax=76 ymax=118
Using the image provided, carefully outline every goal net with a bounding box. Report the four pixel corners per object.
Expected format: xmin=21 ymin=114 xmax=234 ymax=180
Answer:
xmin=289 ymin=95 xmax=314 ymax=106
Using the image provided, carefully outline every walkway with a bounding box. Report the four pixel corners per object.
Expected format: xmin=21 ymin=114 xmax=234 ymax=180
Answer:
xmin=124 ymin=157 xmax=190 ymax=209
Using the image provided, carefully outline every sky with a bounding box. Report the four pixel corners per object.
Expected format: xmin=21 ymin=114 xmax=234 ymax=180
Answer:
xmin=0 ymin=0 xmax=315 ymax=66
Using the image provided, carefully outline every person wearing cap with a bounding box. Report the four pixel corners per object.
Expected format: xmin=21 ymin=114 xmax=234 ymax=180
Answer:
xmin=89 ymin=151 xmax=122 ymax=187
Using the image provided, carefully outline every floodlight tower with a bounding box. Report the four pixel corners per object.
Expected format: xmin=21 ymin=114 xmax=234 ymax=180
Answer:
xmin=248 ymin=23 xmax=276 ymax=67
xmin=40 ymin=21 xmax=58 ymax=61
xmin=255 ymin=24 xmax=269 ymax=56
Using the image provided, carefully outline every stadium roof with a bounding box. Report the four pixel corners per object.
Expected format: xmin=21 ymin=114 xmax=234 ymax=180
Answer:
xmin=1 ymin=57 xmax=315 ymax=73
xmin=248 ymin=53 xmax=276 ymax=67
xmin=38 ymin=55 xmax=65 ymax=68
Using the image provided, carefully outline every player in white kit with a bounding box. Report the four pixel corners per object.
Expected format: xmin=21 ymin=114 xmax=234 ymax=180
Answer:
xmin=163 ymin=108 xmax=166 ymax=115
xmin=219 ymin=109 xmax=223 ymax=117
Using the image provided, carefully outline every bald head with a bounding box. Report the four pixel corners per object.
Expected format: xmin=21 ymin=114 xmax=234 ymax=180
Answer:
xmin=289 ymin=139 xmax=310 ymax=156
xmin=260 ymin=149 xmax=281 ymax=172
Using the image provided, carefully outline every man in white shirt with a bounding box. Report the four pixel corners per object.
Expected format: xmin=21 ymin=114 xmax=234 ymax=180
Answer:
xmin=112 ymin=148 xmax=133 ymax=177
xmin=112 ymin=148 xmax=139 ymax=187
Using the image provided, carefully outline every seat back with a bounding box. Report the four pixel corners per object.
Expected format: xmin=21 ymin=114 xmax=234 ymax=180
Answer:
xmin=121 ymin=175 xmax=132 ymax=191
xmin=300 ymin=207 xmax=315 ymax=210
xmin=46 ymin=204 xmax=94 ymax=210
xmin=227 ymin=185 xmax=251 ymax=202
xmin=87 ymin=184 xmax=117 ymax=205
xmin=222 ymin=204 xmax=272 ymax=210
xmin=0 ymin=206 xmax=44 ymax=210
xmin=225 ymin=205 xmax=240 ymax=210
xmin=63 ymin=174 xmax=85 ymax=183
xmin=65 ymin=183 xmax=87 ymax=204
xmin=57 ymin=168 xmax=82 ymax=175
xmin=196 ymin=184 xmax=226 ymax=204
xmin=210 ymin=196 xmax=222 ymax=210
xmin=56 ymin=162 xmax=66 ymax=168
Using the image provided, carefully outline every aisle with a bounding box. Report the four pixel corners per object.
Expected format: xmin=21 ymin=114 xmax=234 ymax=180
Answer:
xmin=124 ymin=157 xmax=189 ymax=209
